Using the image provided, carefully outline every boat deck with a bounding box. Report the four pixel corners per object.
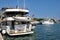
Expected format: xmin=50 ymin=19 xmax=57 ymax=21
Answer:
xmin=8 ymin=30 xmax=34 ymax=36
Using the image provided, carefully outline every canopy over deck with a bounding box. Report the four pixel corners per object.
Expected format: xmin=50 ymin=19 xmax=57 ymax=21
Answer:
xmin=4 ymin=9 xmax=29 ymax=12
xmin=1 ymin=8 xmax=29 ymax=14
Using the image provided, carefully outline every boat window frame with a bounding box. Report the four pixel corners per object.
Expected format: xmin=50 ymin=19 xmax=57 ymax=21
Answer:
xmin=14 ymin=21 xmax=31 ymax=25
xmin=1 ymin=21 xmax=7 ymax=26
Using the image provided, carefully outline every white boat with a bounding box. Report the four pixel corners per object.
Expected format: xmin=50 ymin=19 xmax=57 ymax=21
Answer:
xmin=0 ymin=8 xmax=36 ymax=36
xmin=42 ymin=19 xmax=54 ymax=25
xmin=31 ymin=21 xmax=39 ymax=24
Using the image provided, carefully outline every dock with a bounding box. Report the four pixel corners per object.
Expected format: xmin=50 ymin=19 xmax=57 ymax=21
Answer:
xmin=0 ymin=33 xmax=4 ymax=40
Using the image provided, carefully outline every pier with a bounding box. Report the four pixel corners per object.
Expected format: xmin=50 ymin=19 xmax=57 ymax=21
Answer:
xmin=0 ymin=33 xmax=4 ymax=40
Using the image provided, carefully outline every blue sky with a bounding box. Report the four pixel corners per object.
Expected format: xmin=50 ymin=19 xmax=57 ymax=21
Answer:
xmin=0 ymin=0 xmax=60 ymax=19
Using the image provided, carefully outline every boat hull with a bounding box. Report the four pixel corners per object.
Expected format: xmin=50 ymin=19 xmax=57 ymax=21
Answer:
xmin=7 ymin=31 xmax=34 ymax=36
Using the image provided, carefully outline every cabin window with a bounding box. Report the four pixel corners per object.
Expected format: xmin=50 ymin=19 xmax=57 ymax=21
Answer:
xmin=4 ymin=12 xmax=28 ymax=17
xmin=21 ymin=22 xmax=26 ymax=24
xmin=2 ymin=22 xmax=7 ymax=26
xmin=15 ymin=21 xmax=21 ymax=25
xmin=21 ymin=21 xmax=30 ymax=24
xmin=32 ymin=24 xmax=36 ymax=26
xmin=14 ymin=21 xmax=30 ymax=25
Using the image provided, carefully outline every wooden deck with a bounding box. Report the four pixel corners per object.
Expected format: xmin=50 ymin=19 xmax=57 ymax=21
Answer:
xmin=0 ymin=33 xmax=4 ymax=40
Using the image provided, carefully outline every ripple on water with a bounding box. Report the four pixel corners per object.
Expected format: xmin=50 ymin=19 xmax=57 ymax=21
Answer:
xmin=2 ymin=23 xmax=60 ymax=40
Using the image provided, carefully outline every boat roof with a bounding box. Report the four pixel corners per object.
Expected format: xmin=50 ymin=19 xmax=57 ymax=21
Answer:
xmin=3 ymin=9 xmax=29 ymax=13
xmin=1 ymin=8 xmax=29 ymax=14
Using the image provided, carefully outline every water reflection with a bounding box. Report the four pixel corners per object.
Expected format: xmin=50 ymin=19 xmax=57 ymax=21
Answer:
xmin=3 ymin=34 xmax=35 ymax=40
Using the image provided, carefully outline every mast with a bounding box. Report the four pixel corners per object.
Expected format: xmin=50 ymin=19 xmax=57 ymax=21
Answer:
xmin=24 ymin=0 xmax=25 ymax=9
xmin=17 ymin=0 xmax=19 ymax=8
xmin=16 ymin=0 xmax=26 ymax=9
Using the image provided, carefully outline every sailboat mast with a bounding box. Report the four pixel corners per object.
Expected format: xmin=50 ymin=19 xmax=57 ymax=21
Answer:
xmin=16 ymin=0 xmax=26 ymax=9
xmin=24 ymin=0 xmax=25 ymax=9
xmin=17 ymin=0 xmax=19 ymax=8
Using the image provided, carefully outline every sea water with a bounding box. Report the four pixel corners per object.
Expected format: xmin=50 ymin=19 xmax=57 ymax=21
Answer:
xmin=3 ymin=23 xmax=60 ymax=40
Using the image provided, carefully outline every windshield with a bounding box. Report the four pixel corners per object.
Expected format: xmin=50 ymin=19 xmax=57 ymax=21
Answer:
xmin=4 ymin=12 xmax=28 ymax=17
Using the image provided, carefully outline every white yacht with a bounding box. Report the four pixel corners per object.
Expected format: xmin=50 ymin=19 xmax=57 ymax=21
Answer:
xmin=42 ymin=19 xmax=54 ymax=25
xmin=0 ymin=8 xmax=36 ymax=36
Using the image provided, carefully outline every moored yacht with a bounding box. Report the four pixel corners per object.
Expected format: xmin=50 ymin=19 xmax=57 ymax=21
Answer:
xmin=0 ymin=7 xmax=36 ymax=36
xmin=42 ymin=19 xmax=54 ymax=25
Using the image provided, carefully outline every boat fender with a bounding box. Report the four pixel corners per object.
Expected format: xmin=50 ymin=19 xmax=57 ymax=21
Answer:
xmin=15 ymin=31 xmax=17 ymax=33
xmin=2 ymin=30 xmax=6 ymax=34
xmin=27 ymin=17 xmax=31 ymax=20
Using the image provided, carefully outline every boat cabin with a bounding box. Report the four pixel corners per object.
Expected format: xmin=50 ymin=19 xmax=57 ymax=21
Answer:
xmin=2 ymin=8 xmax=29 ymax=17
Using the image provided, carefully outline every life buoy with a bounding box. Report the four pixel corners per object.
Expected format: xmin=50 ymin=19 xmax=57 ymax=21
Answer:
xmin=27 ymin=17 xmax=31 ymax=20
